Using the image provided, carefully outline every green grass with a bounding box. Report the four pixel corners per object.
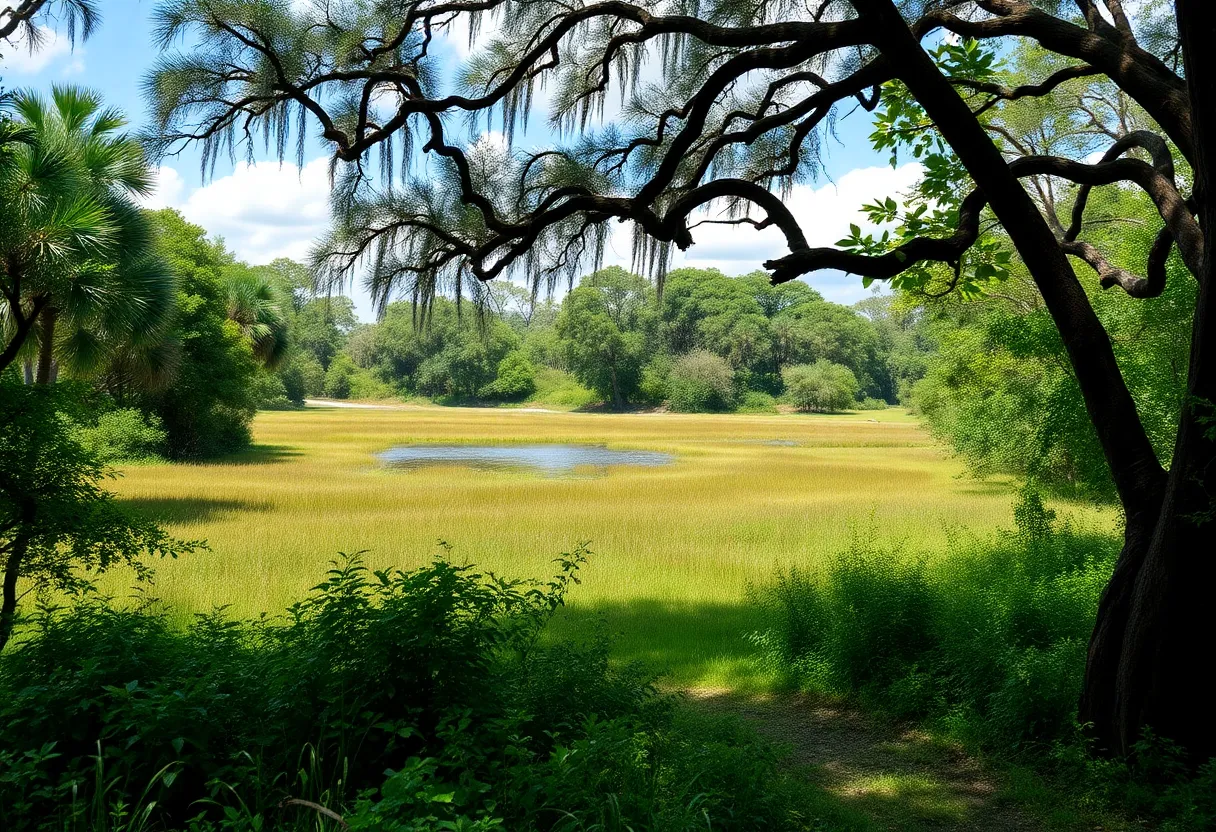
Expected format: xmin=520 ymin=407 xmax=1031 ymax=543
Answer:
xmin=105 ymin=405 xmax=1111 ymax=689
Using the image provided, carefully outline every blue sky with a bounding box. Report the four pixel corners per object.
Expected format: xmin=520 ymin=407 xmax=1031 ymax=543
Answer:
xmin=1 ymin=0 xmax=915 ymax=319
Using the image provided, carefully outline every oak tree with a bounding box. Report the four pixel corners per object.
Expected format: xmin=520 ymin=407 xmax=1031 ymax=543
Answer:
xmin=147 ymin=0 xmax=1216 ymax=758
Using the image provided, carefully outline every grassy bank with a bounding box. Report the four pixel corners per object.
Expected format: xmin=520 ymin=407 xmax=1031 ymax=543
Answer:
xmin=107 ymin=406 xmax=1111 ymax=688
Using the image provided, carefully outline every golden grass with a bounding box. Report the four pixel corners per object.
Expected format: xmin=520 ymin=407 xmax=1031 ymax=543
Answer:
xmin=105 ymin=404 xmax=1111 ymax=687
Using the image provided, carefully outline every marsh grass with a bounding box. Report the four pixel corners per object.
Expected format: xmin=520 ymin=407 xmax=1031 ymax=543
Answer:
xmin=103 ymin=406 xmax=1110 ymax=687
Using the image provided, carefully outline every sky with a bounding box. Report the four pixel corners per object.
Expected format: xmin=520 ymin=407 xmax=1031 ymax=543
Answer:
xmin=0 ymin=0 xmax=919 ymax=320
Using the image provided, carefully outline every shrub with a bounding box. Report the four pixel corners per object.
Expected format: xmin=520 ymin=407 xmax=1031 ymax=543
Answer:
xmin=323 ymin=353 xmax=356 ymax=398
xmin=248 ymin=370 xmax=296 ymax=410
xmin=667 ymin=350 xmax=736 ymax=412
xmin=751 ymin=492 xmax=1111 ymax=740
xmin=529 ymin=367 xmax=599 ymax=409
xmin=782 ymin=360 xmax=859 ymax=412
xmin=278 ymin=353 xmax=326 ymax=403
xmin=638 ymin=355 xmax=672 ymax=404
xmin=0 ymin=549 xmax=834 ymax=831
xmin=855 ymin=397 xmax=888 ymax=411
xmin=737 ymin=390 xmax=778 ymax=413
xmin=480 ymin=350 xmax=536 ymax=400
xmin=74 ymin=408 xmax=168 ymax=463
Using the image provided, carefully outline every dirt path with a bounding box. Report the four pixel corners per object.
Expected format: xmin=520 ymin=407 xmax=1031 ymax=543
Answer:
xmin=687 ymin=688 xmax=1041 ymax=831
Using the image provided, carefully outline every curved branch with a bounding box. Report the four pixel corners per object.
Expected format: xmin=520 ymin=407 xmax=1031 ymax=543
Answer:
xmin=950 ymin=63 xmax=1102 ymax=116
xmin=1063 ymin=240 xmax=1163 ymax=298
xmin=762 ymin=188 xmax=988 ymax=284
xmin=916 ymin=2 xmax=1193 ymax=161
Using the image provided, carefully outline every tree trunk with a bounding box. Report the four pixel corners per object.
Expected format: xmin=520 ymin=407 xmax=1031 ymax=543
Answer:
xmin=0 ymin=527 xmax=32 ymax=654
xmin=34 ymin=304 xmax=57 ymax=384
xmin=1078 ymin=0 xmax=1216 ymax=761
xmin=608 ymin=362 xmax=624 ymax=410
xmin=858 ymin=0 xmax=1216 ymax=759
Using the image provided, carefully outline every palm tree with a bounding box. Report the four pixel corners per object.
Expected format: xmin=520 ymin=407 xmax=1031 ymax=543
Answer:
xmin=0 ymin=85 xmax=175 ymax=383
xmin=223 ymin=267 xmax=290 ymax=369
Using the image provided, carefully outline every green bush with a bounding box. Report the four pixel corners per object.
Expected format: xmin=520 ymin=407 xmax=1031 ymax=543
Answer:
xmin=74 ymin=408 xmax=168 ymax=463
xmin=750 ymin=493 xmax=1216 ymax=826
xmin=0 ymin=549 xmax=834 ymax=831
xmin=278 ymin=353 xmax=326 ymax=403
xmin=638 ymin=355 xmax=672 ymax=404
xmin=737 ymin=390 xmax=778 ymax=413
xmin=667 ymin=350 xmax=736 ymax=412
xmin=480 ymin=350 xmax=536 ymax=400
xmin=855 ymin=397 xmax=888 ymax=411
xmin=528 ymin=367 xmax=598 ymax=409
xmin=782 ymin=361 xmax=859 ymax=412
xmin=751 ymin=492 xmax=1109 ymax=742
xmin=248 ymin=370 xmax=296 ymax=410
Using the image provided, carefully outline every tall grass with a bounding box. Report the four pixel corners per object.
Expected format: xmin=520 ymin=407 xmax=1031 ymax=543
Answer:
xmin=104 ymin=407 xmax=1110 ymax=687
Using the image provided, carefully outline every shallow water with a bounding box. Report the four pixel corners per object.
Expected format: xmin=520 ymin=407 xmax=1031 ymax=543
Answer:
xmin=378 ymin=443 xmax=675 ymax=474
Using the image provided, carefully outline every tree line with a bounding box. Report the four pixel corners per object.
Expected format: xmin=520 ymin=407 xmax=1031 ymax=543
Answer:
xmin=274 ymin=264 xmax=921 ymax=415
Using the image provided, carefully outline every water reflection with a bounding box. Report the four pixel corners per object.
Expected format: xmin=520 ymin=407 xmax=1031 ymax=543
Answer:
xmin=379 ymin=444 xmax=675 ymax=475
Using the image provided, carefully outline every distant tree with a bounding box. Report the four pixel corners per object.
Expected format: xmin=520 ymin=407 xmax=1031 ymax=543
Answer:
xmin=290 ymin=296 xmax=357 ymax=370
xmin=480 ymin=350 xmax=536 ymax=400
xmin=0 ymin=377 xmax=197 ymax=652
xmin=771 ymin=301 xmax=891 ymax=401
xmin=368 ymin=299 xmax=518 ymax=398
xmin=660 ymin=268 xmax=772 ymax=375
xmin=783 ymin=361 xmax=859 ymax=413
xmin=257 ymin=257 xmax=315 ymax=312
xmin=556 ymin=268 xmax=653 ymax=409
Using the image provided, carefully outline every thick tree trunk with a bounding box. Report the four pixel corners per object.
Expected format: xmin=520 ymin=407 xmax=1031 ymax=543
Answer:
xmin=1079 ymin=0 xmax=1216 ymax=761
xmin=34 ymin=305 xmax=57 ymax=384
xmin=859 ymin=0 xmax=1216 ymax=759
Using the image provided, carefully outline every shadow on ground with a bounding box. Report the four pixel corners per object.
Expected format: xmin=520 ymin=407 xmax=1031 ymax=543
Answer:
xmin=690 ymin=689 xmax=1042 ymax=832
xmin=191 ymin=444 xmax=304 ymax=466
xmin=121 ymin=496 xmax=272 ymax=524
xmin=550 ymin=599 xmax=772 ymax=690
xmin=551 ymin=599 xmax=1046 ymax=830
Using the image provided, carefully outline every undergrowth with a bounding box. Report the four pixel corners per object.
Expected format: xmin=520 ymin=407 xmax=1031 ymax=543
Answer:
xmin=749 ymin=491 xmax=1216 ymax=830
xmin=0 ymin=546 xmax=856 ymax=831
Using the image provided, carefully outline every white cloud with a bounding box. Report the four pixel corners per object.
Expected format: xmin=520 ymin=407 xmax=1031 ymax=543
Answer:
xmin=600 ymin=163 xmax=924 ymax=304
xmin=147 ymin=159 xmax=332 ymax=264
xmin=0 ymin=25 xmax=81 ymax=75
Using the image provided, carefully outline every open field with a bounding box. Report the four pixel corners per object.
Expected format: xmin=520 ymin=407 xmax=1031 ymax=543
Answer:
xmin=108 ymin=405 xmax=1113 ymax=688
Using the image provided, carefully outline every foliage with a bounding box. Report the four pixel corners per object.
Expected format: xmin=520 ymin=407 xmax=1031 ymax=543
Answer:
xmin=0 ymin=548 xmax=837 ymax=831
xmin=359 ymin=299 xmax=520 ymax=400
xmin=911 ymin=187 xmax=1194 ymax=500
xmin=0 ymin=377 xmax=197 ymax=652
xmin=666 ymin=350 xmax=736 ymax=413
xmin=782 ymin=361 xmax=859 ymax=413
xmin=555 ymin=267 xmax=654 ymax=409
xmin=751 ymin=491 xmax=1110 ymax=742
xmin=479 ymin=350 xmax=536 ymax=400
xmin=221 ymin=265 xmax=291 ymax=369
xmin=750 ymin=492 xmax=1216 ymax=827
xmin=74 ymin=407 xmax=167 ymax=463
xmin=0 ymin=86 xmax=173 ymax=381
xmin=124 ymin=211 xmax=261 ymax=459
